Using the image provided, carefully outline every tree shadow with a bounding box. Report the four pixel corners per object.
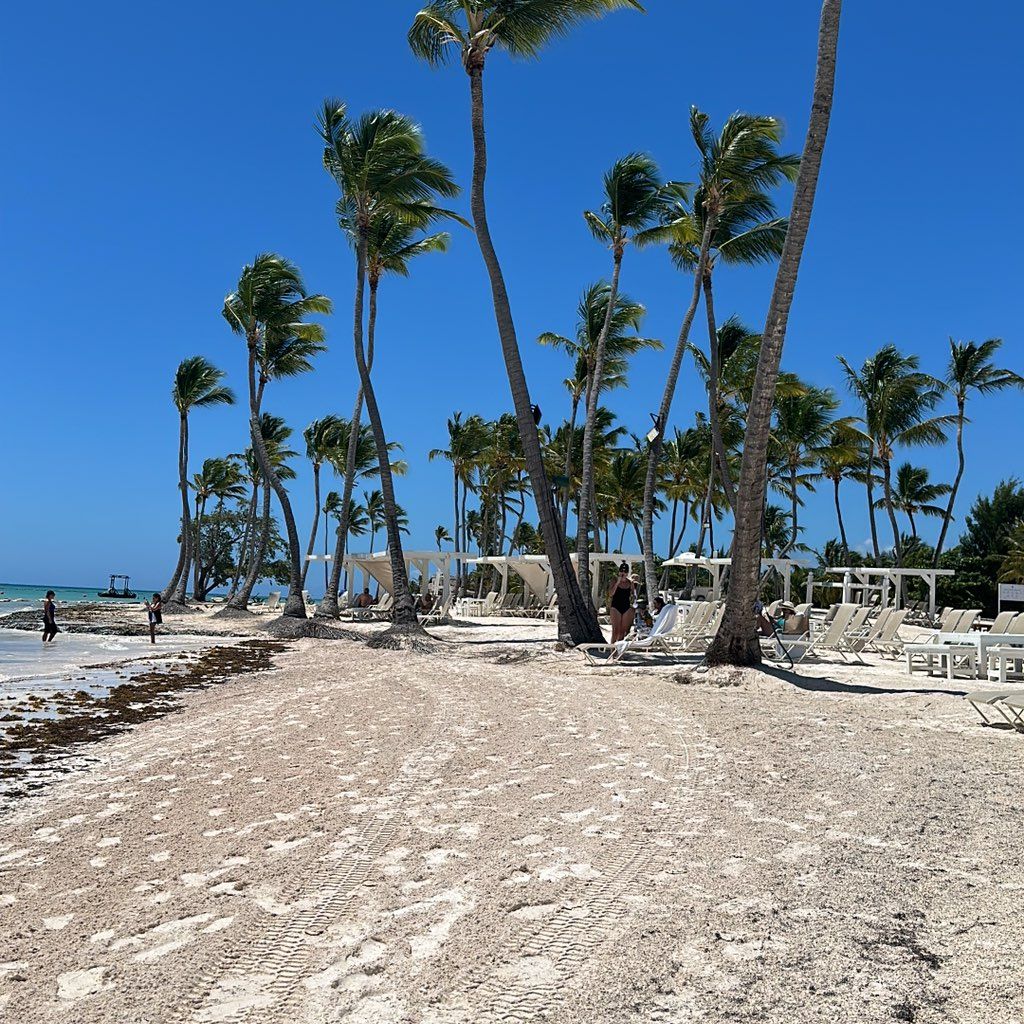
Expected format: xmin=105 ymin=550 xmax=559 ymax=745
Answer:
xmin=758 ymin=663 xmax=970 ymax=698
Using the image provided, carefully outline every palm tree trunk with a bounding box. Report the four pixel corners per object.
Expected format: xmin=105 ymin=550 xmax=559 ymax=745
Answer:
xmin=353 ymin=228 xmax=420 ymax=634
xmin=452 ymin=468 xmax=461 ymax=599
xmin=833 ymin=478 xmax=849 ymax=560
xmin=706 ymin=0 xmax=843 ymax=667
xmin=865 ymin=452 xmax=881 ymax=560
xmin=702 ymin=261 xmax=736 ymax=513
xmin=668 ymin=497 xmax=680 ymax=558
xmin=191 ymin=493 xmax=205 ymax=599
xmin=881 ymin=456 xmax=903 ymax=563
xmin=163 ymin=414 xmax=191 ymax=604
xmin=170 ymin=415 xmax=192 ymax=605
xmin=301 ymin=463 xmax=321 ymax=588
xmin=561 ymin=393 xmax=580 ymax=526
xmin=641 ymin=216 xmax=717 ymax=598
xmin=227 ymin=483 xmax=258 ymax=601
xmin=908 ymin=509 xmax=918 ymax=540
xmin=577 ymin=248 xmax=623 ymax=602
xmin=787 ymin=465 xmax=799 ymax=554
xmin=318 ymin=282 xmax=378 ymax=618
xmin=933 ymin=397 xmax=965 ymax=565
xmin=467 ymin=60 xmax=600 ymax=645
xmin=231 ymin=482 xmax=272 ymax=609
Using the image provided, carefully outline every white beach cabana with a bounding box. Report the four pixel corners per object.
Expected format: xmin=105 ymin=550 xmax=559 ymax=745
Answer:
xmin=342 ymin=550 xmax=470 ymax=604
xmin=661 ymin=554 xmax=811 ymax=603
xmin=821 ymin=567 xmax=955 ymax=617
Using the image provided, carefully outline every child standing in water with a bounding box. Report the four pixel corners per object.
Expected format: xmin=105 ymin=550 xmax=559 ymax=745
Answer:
xmin=42 ymin=591 xmax=58 ymax=642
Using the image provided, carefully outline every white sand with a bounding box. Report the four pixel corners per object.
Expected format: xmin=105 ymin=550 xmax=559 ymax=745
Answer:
xmin=1 ymin=616 xmax=1021 ymax=1023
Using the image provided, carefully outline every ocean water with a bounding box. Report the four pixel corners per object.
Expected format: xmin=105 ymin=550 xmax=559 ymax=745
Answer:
xmin=0 ymin=629 xmax=220 ymax=695
xmin=0 ymin=582 xmax=153 ymax=616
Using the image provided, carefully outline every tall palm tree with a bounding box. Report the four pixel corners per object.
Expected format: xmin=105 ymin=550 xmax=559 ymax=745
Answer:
xmin=539 ymin=283 xmax=660 ymax=524
xmin=933 ymin=338 xmax=1022 ymax=563
xmin=317 ymin=102 xmax=460 ymax=635
xmin=190 ymin=456 xmax=246 ymax=599
xmin=707 ymin=0 xmax=844 ymax=667
xmin=162 ymin=357 xmax=235 ymax=606
xmin=574 ymin=154 xmax=672 ymax=599
xmin=363 ymin=489 xmax=385 ymax=553
xmin=302 ymin=415 xmax=346 ymax=587
xmin=223 ymin=253 xmax=330 ymax=618
xmin=880 ymin=462 xmax=951 ymax=540
xmin=435 ymin=525 xmax=453 ymax=550
xmin=409 ymin=0 xmax=643 ymax=645
xmin=639 ymin=108 xmax=798 ymax=595
xmin=840 ymin=345 xmax=950 ymax=562
xmin=770 ymin=386 xmax=844 ymax=554
xmin=665 ymin=142 xmax=797 ymax=508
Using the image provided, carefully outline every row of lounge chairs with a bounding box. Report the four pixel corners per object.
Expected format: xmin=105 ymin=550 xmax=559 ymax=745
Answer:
xmin=579 ymin=600 xmax=725 ymax=664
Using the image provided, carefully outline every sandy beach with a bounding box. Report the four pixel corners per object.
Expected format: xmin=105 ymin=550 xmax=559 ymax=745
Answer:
xmin=2 ymin=612 xmax=1022 ymax=1024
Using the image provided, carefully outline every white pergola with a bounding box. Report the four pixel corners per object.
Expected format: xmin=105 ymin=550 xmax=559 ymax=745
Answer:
xmin=662 ymin=554 xmax=811 ymax=604
xmin=342 ymin=550 xmax=470 ymax=604
xmin=823 ymin=567 xmax=955 ymax=616
xmin=469 ymin=552 xmax=644 ymax=608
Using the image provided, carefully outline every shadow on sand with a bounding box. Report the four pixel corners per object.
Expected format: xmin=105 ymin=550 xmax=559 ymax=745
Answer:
xmin=758 ymin=663 xmax=969 ymax=699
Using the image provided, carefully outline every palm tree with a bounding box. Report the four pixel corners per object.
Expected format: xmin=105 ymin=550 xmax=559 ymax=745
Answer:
xmin=656 ymin=116 xmax=797 ymax=514
xmin=302 ymin=415 xmax=346 ymax=587
xmin=573 ymin=154 xmax=672 ymax=600
xmin=162 ymin=357 xmax=235 ymax=606
xmin=222 ymin=253 xmax=330 ymax=618
xmin=998 ymin=521 xmax=1024 ymax=583
xmin=706 ymin=0 xmax=844 ymax=667
xmin=770 ymin=386 xmax=844 ymax=553
xmin=879 ymin=463 xmax=951 ymax=540
xmin=317 ymin=102 xmax=460 ymax=636
xmin=435 ymin=525 xmax=452 ymax=550
xmin=840 ymin=345 xmax=951 ymax=562
xmin=230 ymin=415 xmax=300 ymax=610
xmin=409 ymin=0 xmax=643 ymax=646
xmin=818 ymin=421 xmax=869 ymax=561
xmin=363 ymin=489 xmax=385 ymax=553
xmin=190 ymin=456 xmax=246 ymax=599
xmin=933 ymin=338 xmax=1023 ymax=563
xmin=539 ymin=283 xmax=659 ymax=524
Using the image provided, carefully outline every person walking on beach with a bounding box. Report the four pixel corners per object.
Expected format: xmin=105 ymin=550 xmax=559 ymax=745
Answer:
xmin=42 ymin=590 xmax=58 ymax=642
xmin=145 ymin=593 xmax=162 ymax=644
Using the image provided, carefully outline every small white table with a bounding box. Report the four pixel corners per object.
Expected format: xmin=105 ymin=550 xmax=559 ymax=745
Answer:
xmin=937 ymin=632 xmax=1024 ymax=679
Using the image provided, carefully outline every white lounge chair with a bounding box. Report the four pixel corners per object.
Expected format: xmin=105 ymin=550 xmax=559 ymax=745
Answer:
xmin=782 ymin=604 xmax=861 ymax=663
xmin=264 ymin=591 xmax=281 ymax=613
xmin=986 ymin=611 xmax=1017 ymax=634
xmin=579 ymin=604 xmax=680 ymax=665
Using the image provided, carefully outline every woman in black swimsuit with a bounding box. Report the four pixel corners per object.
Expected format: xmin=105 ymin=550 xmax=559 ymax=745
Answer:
xmin=607 ymin=562 xmax=636 ymax=644
xmin=42 ymin=590 xmax=58 ymax=642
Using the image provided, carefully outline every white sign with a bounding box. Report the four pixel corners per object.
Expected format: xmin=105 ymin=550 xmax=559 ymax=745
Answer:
xmin=999 ymin=583 xmax=1024 ymax=604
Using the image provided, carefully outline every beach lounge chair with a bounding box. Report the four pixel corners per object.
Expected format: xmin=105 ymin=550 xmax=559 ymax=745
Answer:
xmin=660 ymin=601 xmax=717 ymax=649
xmin=579 ymin=604 xmax=680 ymax=665
xmin=264 ymin=591 xmax=281 ymax=613
xmin=781 ymin=604 xmax=861 ymax=663
xmin=542 ymin=595 xmax=559 ymax=621
xmin=986 ymin=611 xmax=1017 ymax=634
xmin=864 ymin=608 xmax=908 ymax=656
xmin=964 ymin=686 xmax=1024 ymax=726
xmin=422 ymin=595 xmax=452 ymax=626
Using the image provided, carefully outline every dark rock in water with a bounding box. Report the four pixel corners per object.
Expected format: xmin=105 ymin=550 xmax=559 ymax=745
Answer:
xmin=263 ymin=616 xmax=360 ymax=641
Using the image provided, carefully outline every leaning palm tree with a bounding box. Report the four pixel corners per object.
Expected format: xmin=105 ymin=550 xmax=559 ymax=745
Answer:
xmin=435 ymin=525 xmax=453 ymax=550
xmin=409 ymin=0 xmax=643 ymax=645
xmin=639 ymin=107 xmax=798 ymax=596
xmin=162 ymin=357 xmax=235 ymax=606
xmin=223 ymin=253 xmax=330 ymax=619
xmin=539 ymin=283 xmax=660 ymax=525
xmin=573 ymin=154 xmax=672 ymax=600
xmin=879 ymin=462 xmax=951 ymax=540
xmin=707 ymin=0 xmax=844 ymax=667
xmin=301 ymin=416 xmax=346 ymax=587
xmin=933 ymin=338 xmax=1023 ymax=563
xmin=818 ymin=421 xmax=869 ymax=562
xmin=317 ymin=102 xmax=460 ymax=636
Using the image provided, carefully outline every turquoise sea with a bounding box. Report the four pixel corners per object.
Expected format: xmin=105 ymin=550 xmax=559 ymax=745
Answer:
xmin=0 ymin=582 xmax=153 ymax=614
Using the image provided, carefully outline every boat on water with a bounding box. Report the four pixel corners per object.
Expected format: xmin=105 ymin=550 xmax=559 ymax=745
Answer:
xmin=98 ymin=574 xmax=137 ymax=599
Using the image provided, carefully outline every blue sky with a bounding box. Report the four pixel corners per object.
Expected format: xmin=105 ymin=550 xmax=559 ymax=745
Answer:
xmin=2 ymin=2 xmax=1021 ymax=591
